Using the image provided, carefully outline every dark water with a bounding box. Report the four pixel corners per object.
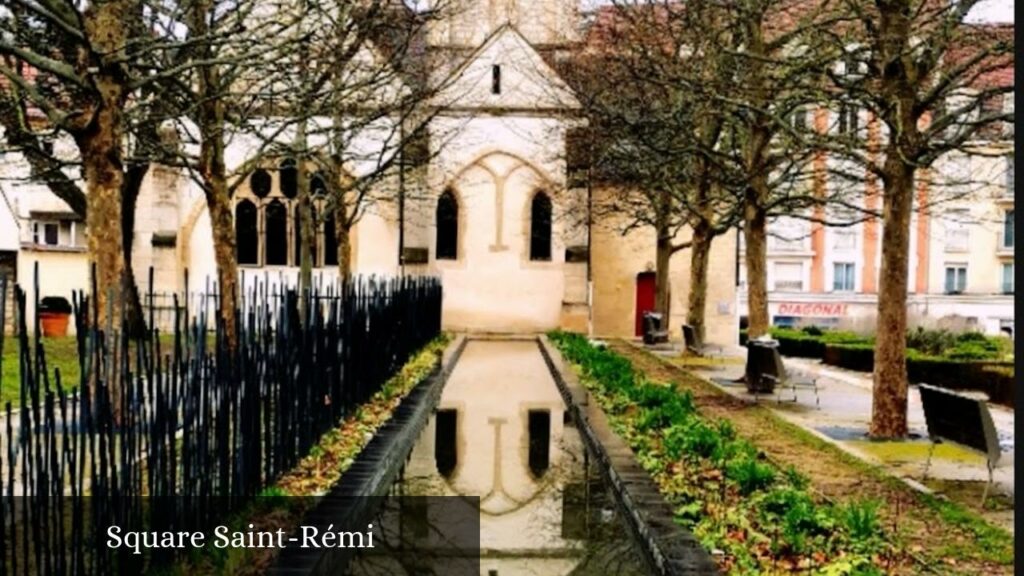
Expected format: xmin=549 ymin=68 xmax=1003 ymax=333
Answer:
xmin=349 ymin=340 xmax=650 ymax=576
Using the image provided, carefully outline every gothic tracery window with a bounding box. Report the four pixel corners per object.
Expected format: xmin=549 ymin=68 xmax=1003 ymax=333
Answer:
xmin=235 ymin=160 xmax=339 ymax=268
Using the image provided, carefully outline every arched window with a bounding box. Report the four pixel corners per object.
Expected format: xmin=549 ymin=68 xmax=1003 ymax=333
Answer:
xmin=436 ymin=189 xmax=458 ymax=260
xmin=250 ymin=169 xmax=271 ymax=198
xmin=530 ymin=191 xmax=552 ymax=261
xmin=293 ymin=205 xmax=318 ymax=267
xmin=324 ymin=209 xmax=339 ymax=267
xmin=265 ymin=200 xmax=288 ymax=265
xmin=279 ymin=159 xmax=298 ymax=199
xmin=235 ymin=200 xmax=259 ymax=265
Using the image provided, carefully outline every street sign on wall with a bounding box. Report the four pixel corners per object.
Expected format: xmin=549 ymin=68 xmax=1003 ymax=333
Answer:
xmin=776 ymin=302 xmax=850 ymax=317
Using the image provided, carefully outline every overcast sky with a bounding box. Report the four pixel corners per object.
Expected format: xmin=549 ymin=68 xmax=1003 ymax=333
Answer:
xmin=579 ymin=0 xmax=1014 ymax=23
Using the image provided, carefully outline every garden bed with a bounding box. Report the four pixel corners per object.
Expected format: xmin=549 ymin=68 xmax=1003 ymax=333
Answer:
xmin=169 ymin=334 xmax=452 ymax=575
xmin=549 ymin=331 xmax=1014 ymax=575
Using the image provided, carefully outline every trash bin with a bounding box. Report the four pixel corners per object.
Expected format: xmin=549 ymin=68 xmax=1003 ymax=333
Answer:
xmin=642 ymin=312 xmax=665 ymax=345
xmin=745 ymin=338 xmax=779 ymax=394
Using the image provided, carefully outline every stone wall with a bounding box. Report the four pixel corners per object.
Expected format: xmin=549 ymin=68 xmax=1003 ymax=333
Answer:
xmin=590 ymin=188 xmax=739 ymax=346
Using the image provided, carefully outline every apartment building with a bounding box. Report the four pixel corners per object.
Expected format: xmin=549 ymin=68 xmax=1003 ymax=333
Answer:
xmin=738 ymin=147 xmax=1015 ymax=337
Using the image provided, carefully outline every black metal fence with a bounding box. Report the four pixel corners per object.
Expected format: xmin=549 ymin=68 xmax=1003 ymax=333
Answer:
xmin=0 ymin=268 xmax=442 ymax=574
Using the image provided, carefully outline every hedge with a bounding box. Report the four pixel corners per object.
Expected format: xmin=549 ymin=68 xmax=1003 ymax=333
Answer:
xmin=823 ymin=344 xmax=1015 ymax=408
xmin=740 ymin=328 xmax=868 ymax=359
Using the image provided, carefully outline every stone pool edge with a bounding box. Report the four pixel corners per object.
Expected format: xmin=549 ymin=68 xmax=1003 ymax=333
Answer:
xmin=268 ymin=334 xmax=469 ymax=576
xmin=537 ymin=335 xmax=719 ymax=576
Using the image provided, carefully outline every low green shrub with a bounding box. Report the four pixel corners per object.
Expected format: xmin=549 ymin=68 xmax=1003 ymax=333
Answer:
xmin=726 ymin=456 xmax=776 ymax=495
xmin=840 ymin=499 xmax=883 ymax=552
xmin=680 ymin=420 xmax=723 ymax=460
xmin=906 ymin=326 xmax=959 ymax=357
xmin=741 ymin=327 xmax=872 ymax=359
xmin=820 ymin=330 xmax=872 ymax=345
xmin=547 ymin=331 xmax=916 ymax=571
xmin=945 ymin=340 xmax=1000 ymax=360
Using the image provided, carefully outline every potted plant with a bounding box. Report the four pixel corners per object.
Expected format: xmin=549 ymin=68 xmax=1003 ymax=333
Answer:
xmin=39 ymin=296 xmax=72 ymax=337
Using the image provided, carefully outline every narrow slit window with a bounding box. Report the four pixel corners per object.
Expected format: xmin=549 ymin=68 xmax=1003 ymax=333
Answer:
xmin=436 ymin=190 xmax=458 ymax=260
xmin=530 ymin=192 xmax=552 ymax=261
xmin=491 ymin=65 xmax=502 ymax=95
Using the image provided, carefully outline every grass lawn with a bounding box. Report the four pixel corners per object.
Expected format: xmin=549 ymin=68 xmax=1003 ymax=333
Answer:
xmin=0 ymin=333 xmax=213 ymax=407
xmin=0 ymin=336 xmax=81 ymax=406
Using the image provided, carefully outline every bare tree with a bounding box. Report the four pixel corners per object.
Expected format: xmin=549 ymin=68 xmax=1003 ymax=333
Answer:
xmin=0 ymin=0 xmax=159 ymax=328
xmin=565 ymin=3 xmax=742 ymax=336
xmin=822 ymin=0 xmax=1013 ymax=437
xmin=568 ymin=1 xmax=837 ymax=343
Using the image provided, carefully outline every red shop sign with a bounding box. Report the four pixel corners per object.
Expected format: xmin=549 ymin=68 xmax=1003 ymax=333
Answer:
xmin=777 ymin=302 xmax=849 ymax=317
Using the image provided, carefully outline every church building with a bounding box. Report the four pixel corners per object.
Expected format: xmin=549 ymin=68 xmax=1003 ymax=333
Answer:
xmin=0 ymin=0 xmax=740 ymax=345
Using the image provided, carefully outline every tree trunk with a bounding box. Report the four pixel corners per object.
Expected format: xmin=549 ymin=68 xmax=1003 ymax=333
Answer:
xmin=197 ymin=111 xmax=239 ymax=350
xmin=870 ymin=157 xmax=915 ymax=438
xmin=77 ymin=98 xmax=126 ymax=425
xmin=121 ymin=163 xmax=149 ymax=339
xmin=298 ymin=183 xmax=314 ymax=317
xmin=655 ymin=228 xmax=673 ymax=329
xmin=205 ymin=182 xmax=239 ymax=351
xmin=743 ymin=184 xmax=770 ymax=339
xmin=336 ymin=215 xmax=353 ymax=283
xmin=188 ymin=0 xmax=238 ymax=352
xmin=79 ymin=106 xmax=125 ymax=333
xmin=654 ymin=191 xmax=673 ymax=328
xmin=687 ymin=222 xmax=713 ymax=344
xmin=296 ymin=125 xmax=313 ymax=320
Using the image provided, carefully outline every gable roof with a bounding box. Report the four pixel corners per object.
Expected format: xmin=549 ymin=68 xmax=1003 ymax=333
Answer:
xmin=432 ymin=24 xmax=582 ymax=113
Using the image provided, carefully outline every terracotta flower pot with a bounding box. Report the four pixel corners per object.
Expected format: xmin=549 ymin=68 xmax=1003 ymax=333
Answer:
xmin=39 ymin=312 xmax=70 ymax=337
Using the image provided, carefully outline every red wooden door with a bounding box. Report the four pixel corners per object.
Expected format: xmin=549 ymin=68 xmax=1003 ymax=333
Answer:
xmin=635 ymin=272 xmax=656 ymax=336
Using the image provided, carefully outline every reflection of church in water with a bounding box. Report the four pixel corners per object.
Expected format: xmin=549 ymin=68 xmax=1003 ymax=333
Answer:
xmin=349 ymin=340 xmax=647 ymax=575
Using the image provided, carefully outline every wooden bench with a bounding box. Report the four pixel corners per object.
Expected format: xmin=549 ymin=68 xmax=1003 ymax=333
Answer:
xmin=918 ymin=384 xmax=1002 ymax=506
xmin=752 ymin=345 xmax=820 ymax=408
xmin=681 ymin=324 xmax=722 ymax=358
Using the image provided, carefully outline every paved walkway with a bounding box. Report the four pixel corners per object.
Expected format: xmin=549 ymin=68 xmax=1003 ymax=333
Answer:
xmin=647 ymin=344 xmax=1015 ymax=531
